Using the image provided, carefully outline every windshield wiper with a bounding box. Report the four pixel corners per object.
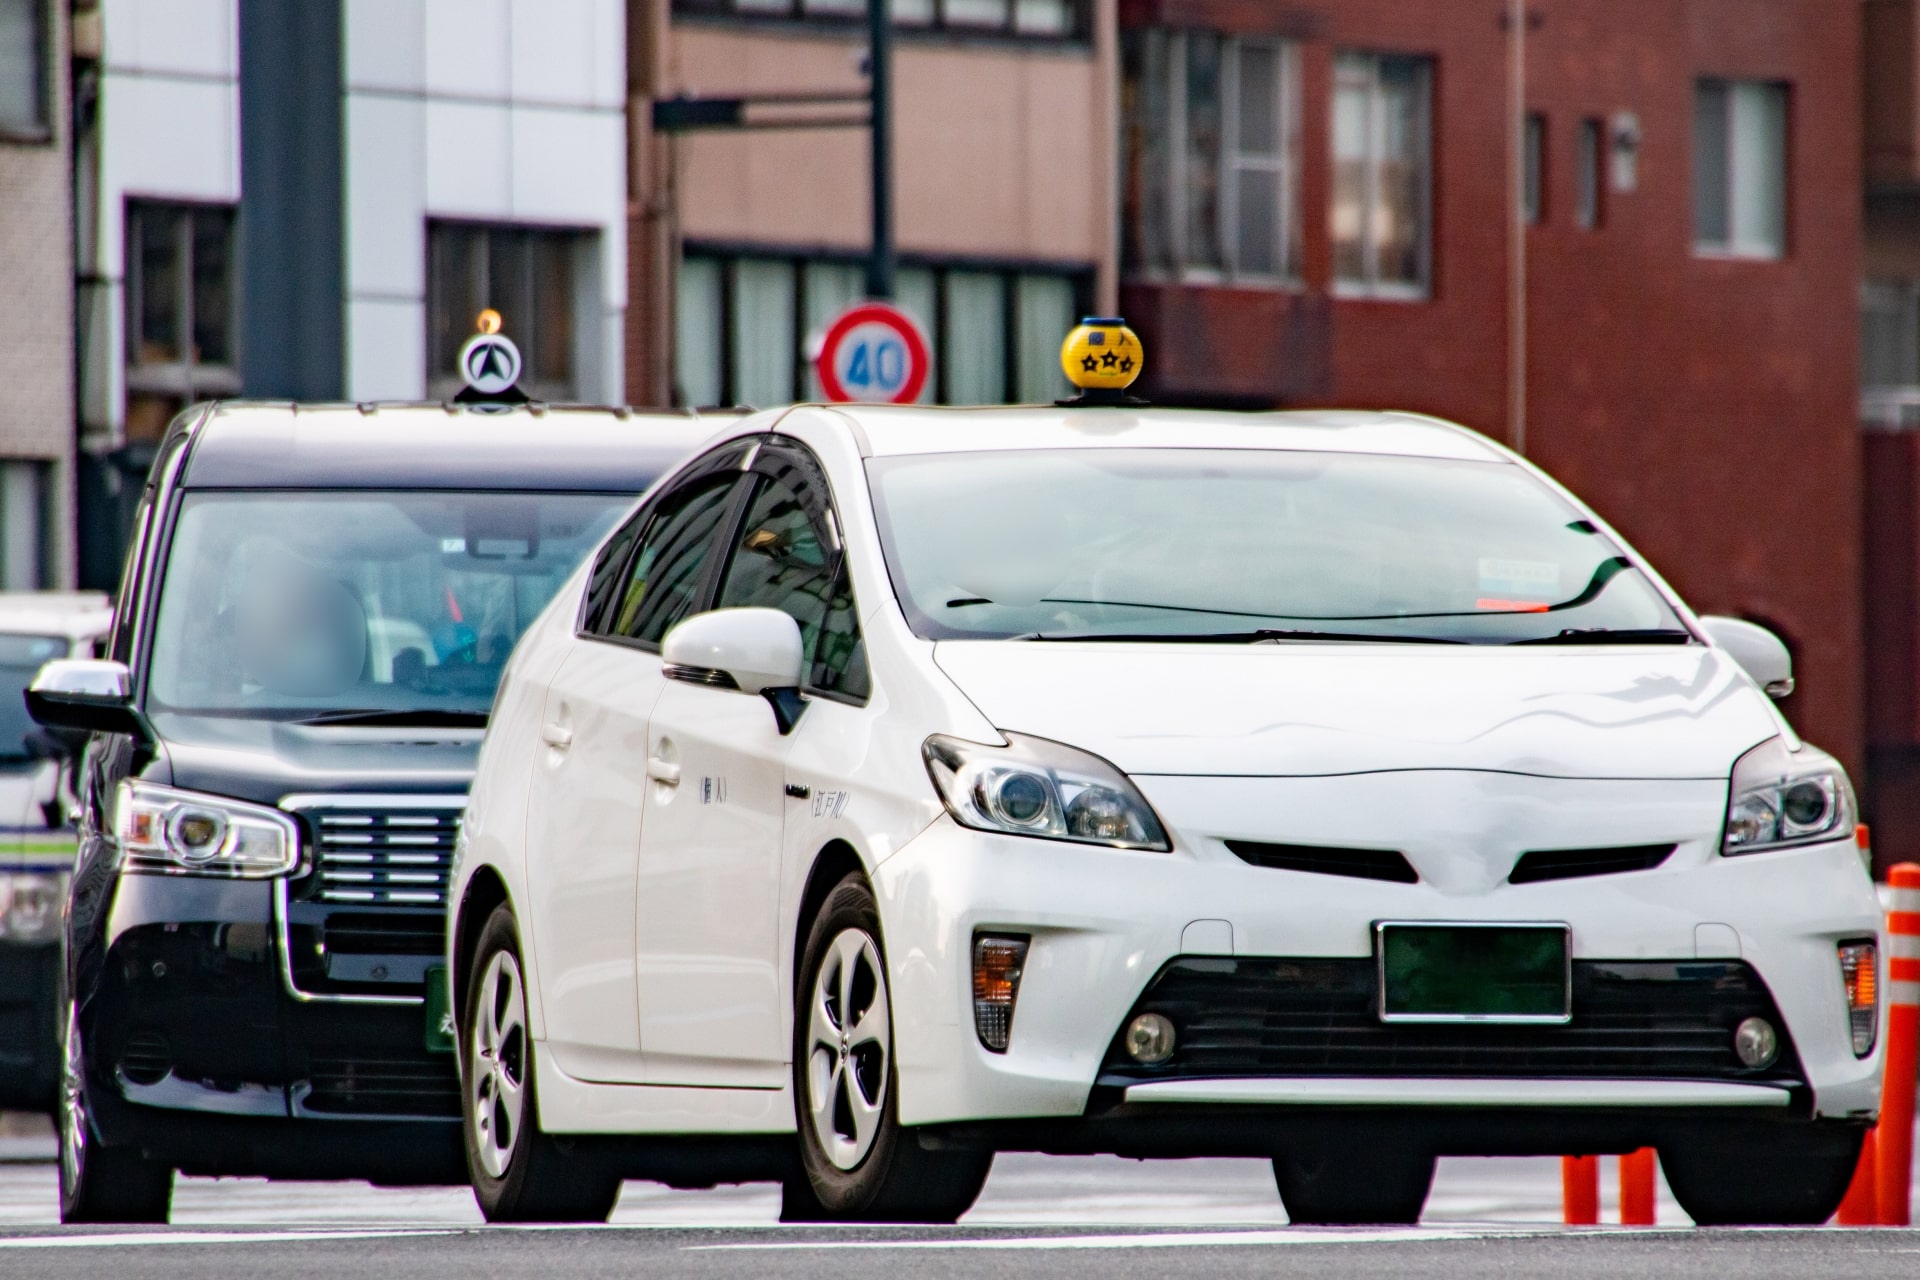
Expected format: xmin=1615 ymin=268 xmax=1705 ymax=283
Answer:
xmin=1507 ymin=628 xmax=1693 ymax=646
xmin=1014 ymin=629 xmax=1464 ymax=644
xmin=292 ymin=708 xmax=490 ymax=727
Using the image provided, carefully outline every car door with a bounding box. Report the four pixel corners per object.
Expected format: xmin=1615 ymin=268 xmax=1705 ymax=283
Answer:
xmin=523 ymin=451 xmax=750 ymax=1084
xmin=635 ymin=444 xmax=842 ymax=1087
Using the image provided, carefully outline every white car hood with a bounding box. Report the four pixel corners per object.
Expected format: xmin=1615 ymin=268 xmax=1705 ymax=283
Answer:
xmin=931 ymin=641 xmax=1780 ymax=780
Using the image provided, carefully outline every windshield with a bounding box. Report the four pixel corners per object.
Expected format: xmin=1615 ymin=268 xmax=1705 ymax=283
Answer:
xmin=147 ymin=491 xmax=626 ymax=719
xmin=0 ymin=634 xmax=69 ymax=761
xmin=868 ymin=449 xmax=1687 ymax=644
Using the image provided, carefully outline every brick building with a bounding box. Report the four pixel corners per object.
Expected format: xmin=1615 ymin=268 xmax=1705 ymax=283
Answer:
xmin=0 ymin=0 xmax=76 ymax=588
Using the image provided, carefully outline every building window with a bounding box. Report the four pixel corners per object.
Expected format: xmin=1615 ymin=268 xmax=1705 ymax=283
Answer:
xmin=1122 ymin=30 xmax=1299 ymax=283
xmin=1332 ymin=52 xmax=1432 ymax=297
xmin=1694 ymin=79 xmax=1787 ymax=259
xmin=1522 ymin=113 xmax=1544 ymax=226
xmin=427 ymin=222 xmax=589 ymax=401
xmin=0 ymin=461 xmax=52 ymax=589
xmin=673 ymin=0 xmax=1085 ymax=38
xmin=124 ymin=201 xmax=238 ymax=442
xmin=0 ymin=0 xmax=47 ymax=140
xmin=675 ymin=250 xmax=1086 ymax=409
xmin=1576 ymin=118 xmax=1603 ymax=229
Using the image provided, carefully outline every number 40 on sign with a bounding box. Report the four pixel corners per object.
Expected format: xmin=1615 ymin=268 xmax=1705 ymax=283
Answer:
xmin=814 ymin=302 xmax=931 ymax=405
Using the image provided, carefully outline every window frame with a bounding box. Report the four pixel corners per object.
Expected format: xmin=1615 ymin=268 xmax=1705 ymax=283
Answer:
xmin=1693 ymin=77 xmax=1790 ymax=262
xmin=1575 ymin=117 xmax=1604 ymax=231
xmin=0 ymin=0 xmax=51 ymax=144
xmin=670 ymin=0 xmax=1091 ymax=43
xmin=1522 ymin=112 xmax=1544 ymax=227
xmin=1123 ymin=29 xmax=1301 ymax=287
xmin=675 ymin=246 xmax=1091 ymax=409
xmin=123 ymin=200 xmax=242 ymax=405
xmin=1330 ymin=50 xmax=1434 ymax=302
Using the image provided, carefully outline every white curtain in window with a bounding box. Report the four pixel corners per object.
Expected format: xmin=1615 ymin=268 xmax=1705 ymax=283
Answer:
xmin=944 ymin=272 xmax=1006 ymax=406
xmin=895 ymin=268 xmax=938 ymax=403
xmin=1013 ymin=0 xmax=1070 ymax=34
xmin=731 ymin=259 xmax=797 ymax=408
xmin=804 ymin=261 xmax=866 ymax=400
xmin=943 ymin=0 xmax=1008 ymax=26
xmin=0 ymin=463 xmax=43 ymax=591
xmin=0 ymin=0 xmax=39 ymax=133
xmin=675 ymin=256 xmax=724 ymax=408
xmin=1731 ymin=81 xmax=1786 ymax=257
xmin=1015 ymin=275 xmax=1074 ymax=403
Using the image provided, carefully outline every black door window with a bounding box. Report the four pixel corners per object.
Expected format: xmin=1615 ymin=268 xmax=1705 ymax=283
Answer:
xmin=609 ymin=476 xmax=741 ymax=646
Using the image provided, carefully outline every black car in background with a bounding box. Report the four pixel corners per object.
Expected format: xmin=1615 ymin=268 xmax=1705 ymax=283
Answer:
xmin=27 ymin=398 xmax=711 ymax=1222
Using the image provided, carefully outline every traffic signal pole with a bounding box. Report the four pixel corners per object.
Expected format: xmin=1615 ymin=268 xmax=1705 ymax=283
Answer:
xmin=866 ymin=0 xmax=895 ymax=301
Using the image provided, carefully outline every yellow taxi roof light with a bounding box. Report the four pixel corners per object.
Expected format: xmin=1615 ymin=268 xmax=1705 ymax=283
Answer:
xmin=1060 ymin=316 xmax=1144 ymax=399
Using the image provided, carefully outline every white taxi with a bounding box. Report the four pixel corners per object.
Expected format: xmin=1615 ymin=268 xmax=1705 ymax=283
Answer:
xmin=450 ymin=328 xmax=1882 ymax=1227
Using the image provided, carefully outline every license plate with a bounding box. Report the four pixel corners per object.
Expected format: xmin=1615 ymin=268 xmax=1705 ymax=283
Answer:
xmin=424 ymin=965 xmax=455 ymax=1054
xmin=1375 ymin=922 xmax=1571 ymax=1024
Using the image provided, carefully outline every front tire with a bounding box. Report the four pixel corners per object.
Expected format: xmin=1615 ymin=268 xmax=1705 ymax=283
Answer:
xmin=784 ymin=874 xmax=991 ymax=1223
xmin=1273 ymin=1140 xmax=1434 ymax=1225
xmin=58 ymin=1002 xmax=171 ymax=1224
xmin=462 ymin=905 xmax=621 ymax=1223
xmin=1659 ymin=1122 xmax=1864 ymax=1225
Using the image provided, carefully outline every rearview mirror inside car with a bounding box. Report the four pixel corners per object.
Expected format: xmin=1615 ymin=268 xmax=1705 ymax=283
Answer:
xmin=1698 ymin=616 xmax=1794 ymax=699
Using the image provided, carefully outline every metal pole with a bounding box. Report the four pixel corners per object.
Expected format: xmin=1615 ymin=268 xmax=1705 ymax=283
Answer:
xmin=866 ymin=0 xmax=894 ymax=300
xmin=1507 ymin=0 xmax=1527 ymax=454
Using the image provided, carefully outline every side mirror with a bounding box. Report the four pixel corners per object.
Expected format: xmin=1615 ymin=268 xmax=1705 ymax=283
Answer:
xmin=26 ymin=658 xmax=148 ymax=738
xmin=661 ymin=608 xmax=807 ymax=733
xmin=1699 ymin=616 xmax=1794 ymax=699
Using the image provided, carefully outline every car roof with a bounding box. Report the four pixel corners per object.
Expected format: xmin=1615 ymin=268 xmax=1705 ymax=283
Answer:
xmin=176 ymin=401 xmax=730 ymax=491
xmin=803 ymin=404 xmax=1507 ymax=463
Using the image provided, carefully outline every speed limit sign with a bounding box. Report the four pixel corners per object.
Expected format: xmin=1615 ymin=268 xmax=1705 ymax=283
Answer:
xmin=815 ymin=302 xmax=930 ymax=404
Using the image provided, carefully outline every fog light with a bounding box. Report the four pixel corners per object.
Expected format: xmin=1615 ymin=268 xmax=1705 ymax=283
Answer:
xmin=1840 ymin=940 xmax=1878 ymax=1057
xmin=1733 ymin=1015 xmax=1779 ymax=1069
xmin=1124 ymin=1012 xmax=1176 ymax=1065
xmin=972 ymin=934 xmax=1029 ymax=1053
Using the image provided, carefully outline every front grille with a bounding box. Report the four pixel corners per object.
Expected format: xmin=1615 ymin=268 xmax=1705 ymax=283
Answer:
xmin=1509 ymin=844 xmax=1676 ymax=885
xmin=303 ymin=1054 xmax=461 ymax=1117
xmin=307 ymin=808 xmax=460 ymax=905
xmin=323 ymin=912 xmax=445 ymax=956
xmin=1225 ymin=841 xmax=1419 ymax=884
xmin=118 ymin=1031 xmax=172 ymax=1085
xmin=1102 ymin=957 xmax=1802 ymax=1085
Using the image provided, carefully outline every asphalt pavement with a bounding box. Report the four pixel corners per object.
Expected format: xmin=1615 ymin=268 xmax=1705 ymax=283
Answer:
xmin=3 ymin=1116 xmax=1920 ymax=1277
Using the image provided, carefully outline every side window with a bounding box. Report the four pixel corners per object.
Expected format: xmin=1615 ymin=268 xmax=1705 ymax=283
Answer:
xmin=109 ymin=495 xmax=155 ymax=664
xmin=580 ymin=509 xmax=647 ymax=634
xmin=610 ymin=476 xmax=740 ymax=645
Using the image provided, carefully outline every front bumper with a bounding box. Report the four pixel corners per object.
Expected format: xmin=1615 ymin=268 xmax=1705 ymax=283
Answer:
xmin=80 ymin=871 xmax=462 ymax=1178
xmin=874 ymin=802 xmax=1885 ymax=1138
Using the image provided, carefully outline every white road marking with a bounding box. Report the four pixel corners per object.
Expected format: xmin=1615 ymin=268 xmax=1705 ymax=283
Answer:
xmin=0 ymin=1228 xmax=456 ymax=1249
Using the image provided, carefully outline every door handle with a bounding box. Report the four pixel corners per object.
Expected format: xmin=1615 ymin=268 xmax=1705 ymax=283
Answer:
xmin=541 ymin=724 xmax=573 ymax=750
xmin=646 ymin=757 xmax=681 ymax=786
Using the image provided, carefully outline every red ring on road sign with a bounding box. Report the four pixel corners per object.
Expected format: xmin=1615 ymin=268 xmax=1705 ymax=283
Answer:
xmin=815 ymin=303 xmax=930 ymax=405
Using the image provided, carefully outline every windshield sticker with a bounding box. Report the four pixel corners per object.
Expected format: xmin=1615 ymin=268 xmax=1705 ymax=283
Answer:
xmin=1479 ymin=557 xmax=1561 ymax=598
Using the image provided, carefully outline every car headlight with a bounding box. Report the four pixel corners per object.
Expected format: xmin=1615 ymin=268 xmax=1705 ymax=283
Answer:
xmin=0 ymin=871 xmax=68 ymax=943
xmin=1722 ymin=737 xmax=1853 ymax=855
xmin=114 ymin=780 xmax=300 ymax=877
xmin=923 ymin=732 xmax=1171 ymax=851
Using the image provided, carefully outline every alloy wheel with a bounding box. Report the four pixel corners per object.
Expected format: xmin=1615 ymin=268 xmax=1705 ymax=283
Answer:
xmin=469 ymin=949 xmax=528 ymax=1180
xmin=59 ymin=1002 xmax=85 ymax=1200
xmin=806 ymin=927 xmax=891 ymax=1171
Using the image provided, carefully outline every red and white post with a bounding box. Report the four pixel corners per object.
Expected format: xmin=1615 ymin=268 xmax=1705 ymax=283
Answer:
xmin=1879 ymin=862 xmax=1920 ymax=1227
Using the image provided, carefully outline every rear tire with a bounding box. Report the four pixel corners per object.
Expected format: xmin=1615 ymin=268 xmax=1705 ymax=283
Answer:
xmin=784 ymin=874 xmax=992 ymax=1224
xmin=58 ymin=1002 xmax=171 ymax=1224
xmin=1659 ymin=1122 xmax=1864 ymax=1225
xmin=1273 ymin=1140 xmax=1434 ymax=1225
xmin=462 ymin=904 xmax=621 ymax=1223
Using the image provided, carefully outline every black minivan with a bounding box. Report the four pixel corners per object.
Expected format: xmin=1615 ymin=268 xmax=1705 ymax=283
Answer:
xmin=28 ymin=397 xmax=709 ymax=1222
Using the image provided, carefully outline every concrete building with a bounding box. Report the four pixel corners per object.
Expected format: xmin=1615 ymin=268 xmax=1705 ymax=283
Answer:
xmin=0 ymin=0 xmax=76 ymax=588
xmin=74 ymin=0 xmax=628 ymax=585
xmin=626 ymin=0 xmax=1118 ymax=410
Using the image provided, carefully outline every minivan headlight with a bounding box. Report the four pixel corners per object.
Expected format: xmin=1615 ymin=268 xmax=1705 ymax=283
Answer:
xmin=1722 ymin=737 xmax=1852 ymax=855
xmin=114 ymin=780 xmax=300 ymax=877
xmin=923 ymin=732 xmax=1171 ymax=851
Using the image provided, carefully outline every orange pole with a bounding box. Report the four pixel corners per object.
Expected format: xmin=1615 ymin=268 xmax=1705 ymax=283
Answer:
xmin=1878 ymin=862 xmax=1920 ymax=1227
xmin=1619 ymin=1147 xmax=1656 ymax=1225
xmin=1562 ymin=1154 xmax=1599 ymax=1224
xmin=1837 ymin=1127 xmax=1880 ymax=1225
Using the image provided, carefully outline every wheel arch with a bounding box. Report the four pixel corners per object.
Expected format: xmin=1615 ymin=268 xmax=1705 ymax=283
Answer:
xmin=791 ymin=838 xmax=869 ymax=996
xmin=452 ymin=864 xmax=512 ymax=1023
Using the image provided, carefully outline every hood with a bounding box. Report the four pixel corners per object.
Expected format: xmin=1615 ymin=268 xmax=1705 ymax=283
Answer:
xmin=146 ymin=712 xmax=480 ymax=807
xmin=932 ymin=641 xmax=1782 ymax=780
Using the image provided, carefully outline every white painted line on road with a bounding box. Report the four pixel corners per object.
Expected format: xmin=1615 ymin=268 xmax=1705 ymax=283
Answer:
xmin=0 ymin=1228 xmax=457 ymax=1249
xmin=696 ymin=1227 xmax=1545 ymax=1251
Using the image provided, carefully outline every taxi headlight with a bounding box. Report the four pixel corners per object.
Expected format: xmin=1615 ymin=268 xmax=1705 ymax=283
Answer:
xmin=114 ymin=780 xmax=299 ymax=878
xmin=1722 ymin=737 xmax=1852 ymax=855
xmin=0 ymin=871 xmax=68 ymax=943
xmin=923 ymin=732 xmax=1170 ymax=852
